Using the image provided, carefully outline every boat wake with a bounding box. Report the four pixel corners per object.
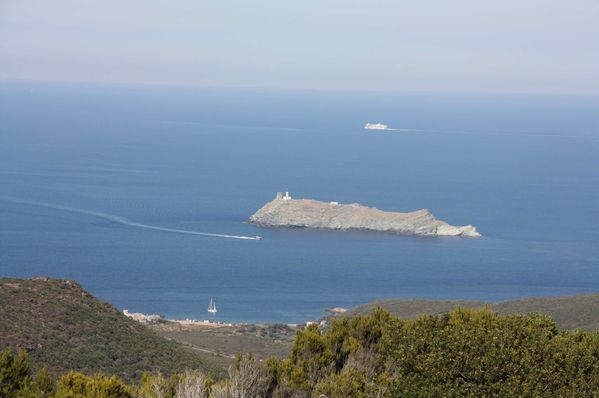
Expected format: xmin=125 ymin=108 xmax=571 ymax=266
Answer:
xmin=377 ymin=128 xmax=425 ymax=132
xmin=0 ymin=197 xmax=261 ymax=241
xmin=364 ymin=123 xmax=424 ymax=132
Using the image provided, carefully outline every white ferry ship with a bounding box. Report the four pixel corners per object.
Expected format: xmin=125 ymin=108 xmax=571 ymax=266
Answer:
xmin=364 ymin=123 xmax=388 ymax=130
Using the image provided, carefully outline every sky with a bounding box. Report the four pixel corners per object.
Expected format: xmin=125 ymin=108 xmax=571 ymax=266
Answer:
xmin=1 ymin=0 xmax=598 ymax=93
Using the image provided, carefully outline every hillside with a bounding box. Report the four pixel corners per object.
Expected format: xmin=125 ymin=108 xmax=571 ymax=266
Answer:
xmin=8 ymin=308 xmax=599 ymax=397
xmin=0 ymin=277 xmax=222 ymax=381
xmin=343 ymin=293 xmax=599 ymax=330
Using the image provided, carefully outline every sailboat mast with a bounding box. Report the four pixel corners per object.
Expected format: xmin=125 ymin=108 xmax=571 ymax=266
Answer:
xmin=208 ymin=298 xmax=217 ymax=314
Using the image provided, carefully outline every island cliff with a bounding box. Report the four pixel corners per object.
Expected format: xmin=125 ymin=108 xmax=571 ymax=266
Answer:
xmin=249 ymin=192 xmax=481 ymax=238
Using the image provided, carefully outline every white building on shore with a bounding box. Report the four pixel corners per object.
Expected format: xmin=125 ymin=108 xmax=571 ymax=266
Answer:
xmin=276 ymin=191 xmax=292 ymax=200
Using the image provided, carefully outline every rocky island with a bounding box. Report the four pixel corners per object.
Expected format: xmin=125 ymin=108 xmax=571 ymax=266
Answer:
xmin=249 ymin=192 xmax=481 ymax=238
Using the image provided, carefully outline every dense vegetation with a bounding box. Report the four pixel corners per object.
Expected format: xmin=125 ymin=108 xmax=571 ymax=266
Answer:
xmin=344 ymin=293 xmax=599 ymax=330
xmin=4 ymin=308 xmax=599 ymax=397
xmin=0 ymin=278 xmax=220 ymax=381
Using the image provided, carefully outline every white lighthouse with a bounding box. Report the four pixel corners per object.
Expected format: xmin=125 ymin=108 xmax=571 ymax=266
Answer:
xmin=275 ymin=191 xmax=292 ymax=201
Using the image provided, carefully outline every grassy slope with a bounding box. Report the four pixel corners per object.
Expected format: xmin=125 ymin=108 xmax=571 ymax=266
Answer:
xmin=343 ymin=299 xmax=487 ymax=319
xmin=151 ymin=322 xmax=296 ymax=370
xmin=493 ymin=294 xmax=599 ymax=330
xmin=344 ymin=294 xmax=599 ymax=330
xmin=0 ymin=278 xmax=224 ymax=381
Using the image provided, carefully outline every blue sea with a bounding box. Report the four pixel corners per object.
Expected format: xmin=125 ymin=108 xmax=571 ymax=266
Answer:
xmin=1 ymin=81 xmax=598 ymax=323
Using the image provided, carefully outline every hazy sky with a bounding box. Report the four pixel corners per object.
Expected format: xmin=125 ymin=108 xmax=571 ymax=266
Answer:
xmin=1 ymin=0 xmax=598 ymax=93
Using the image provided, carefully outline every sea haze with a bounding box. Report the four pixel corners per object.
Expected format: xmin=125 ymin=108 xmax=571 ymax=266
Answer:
xmin=1 ymin=81 xmax=598 ymax=323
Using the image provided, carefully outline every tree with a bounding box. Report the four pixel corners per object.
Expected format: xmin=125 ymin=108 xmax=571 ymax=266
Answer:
xmin=0 ymin=349 xmax=31 ymax=397
xmin=55 ymin=372 xmax=134 ymax=398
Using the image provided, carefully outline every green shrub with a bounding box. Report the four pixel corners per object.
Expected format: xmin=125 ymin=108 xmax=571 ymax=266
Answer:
xmin=5 ymin=307 xmax=599 ymax=397
xmin=0 ymin=349 xmax=56 ymax=397
xmin=0 ymin=349 xmax=31 ymax=396
xmin=55 ymin=372 xmax=133 ymax=398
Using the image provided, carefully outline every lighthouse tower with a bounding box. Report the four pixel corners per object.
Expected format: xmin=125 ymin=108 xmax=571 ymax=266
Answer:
xmin=276 ymin=191 xmax=292 ymax=201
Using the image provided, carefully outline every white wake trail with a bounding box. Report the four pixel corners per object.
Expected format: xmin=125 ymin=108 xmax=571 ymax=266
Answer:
xmin=382 ymin=128 xmax=425 ymax=132
xmin=0 ymin=197 xmax=261 ymax=241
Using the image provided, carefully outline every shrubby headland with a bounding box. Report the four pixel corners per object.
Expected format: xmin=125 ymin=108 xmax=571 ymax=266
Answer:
xmin=0 ymin=277 xmax=219 ymax=381
xmin=249 ymin=192 xmax=480 ymax=237
xmin=5 ymin=278 xmax=599 ymax=397
xmin=5 ymin=308 xmax=599 ymax=397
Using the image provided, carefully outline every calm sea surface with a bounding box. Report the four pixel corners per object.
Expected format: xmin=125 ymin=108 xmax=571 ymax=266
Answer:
xmin=1 ymin=81 xmax=598 ymax=323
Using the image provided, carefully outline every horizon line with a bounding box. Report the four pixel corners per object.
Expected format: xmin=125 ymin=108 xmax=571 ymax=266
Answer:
xmin=2 ymin=77 xmax=598 ymax=97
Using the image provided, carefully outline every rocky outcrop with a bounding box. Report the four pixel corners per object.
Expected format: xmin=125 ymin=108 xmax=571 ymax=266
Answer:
xmin=249 ymin=193 xmax=481 ymax=238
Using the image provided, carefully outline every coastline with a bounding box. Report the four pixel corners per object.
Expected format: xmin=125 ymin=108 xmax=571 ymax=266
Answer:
xmin=122 ymin=291 xmax=599 ymax=332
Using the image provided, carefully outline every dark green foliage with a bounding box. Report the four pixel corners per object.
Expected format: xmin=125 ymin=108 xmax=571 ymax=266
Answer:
xmin=382 ymin=309 xmax=595 ymax=397
xmin=6 ymin=286 xmax=599 ymax=396
xmin=0 ymin=349 xmax=56 ymax=397
xmin=279 ymin=308 xmax=393 ymax=397
xmin=273 ymin=308 xmax=599 ymax=397
xmin=0 ymin=278 xmax=216 ymax=381
xmin=0 ymin=349 xmax=31 ymax=396
xmin=29 ymin=367 xmax=56 ymax=397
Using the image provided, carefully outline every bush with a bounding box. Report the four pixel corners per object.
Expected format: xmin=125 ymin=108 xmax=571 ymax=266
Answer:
xmin=55 ymin=372 xmax=133 ymax=398
xmin=270 ymin=308 xmax=599 ymax=397
xmin=5 ymin=308 xmax=599 ymax=397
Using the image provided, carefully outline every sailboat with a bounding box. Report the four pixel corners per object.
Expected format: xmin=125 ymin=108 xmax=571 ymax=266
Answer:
xmin=208 ymin=298 xmax=217 ymax=314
